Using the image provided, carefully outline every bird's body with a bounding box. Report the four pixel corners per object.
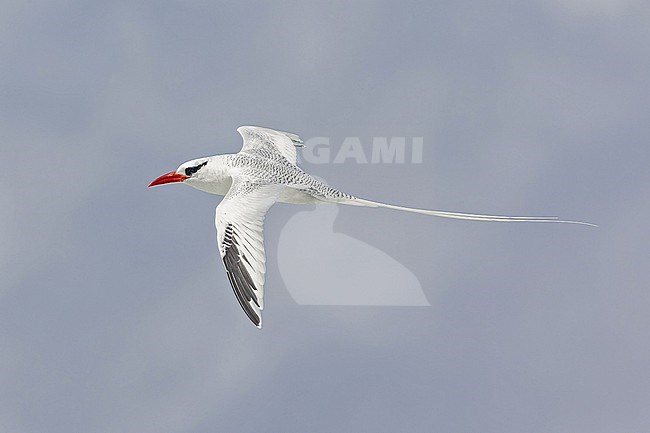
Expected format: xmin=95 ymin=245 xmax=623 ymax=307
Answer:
xmin=149 ymin=126 xmax=595 ymax=328
xmin=185 ymin=153 xmax=353 ymax=205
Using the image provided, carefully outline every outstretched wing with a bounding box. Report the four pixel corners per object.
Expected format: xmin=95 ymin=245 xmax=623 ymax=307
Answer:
xmin=237 ymin=125 xmax=304 ymax=165
xmin=216 ymin=177 xmax=283 ymax=328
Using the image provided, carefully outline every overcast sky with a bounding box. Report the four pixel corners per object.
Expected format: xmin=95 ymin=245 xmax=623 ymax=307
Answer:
xmin=2 ymin=1 xmax=649 ymax=432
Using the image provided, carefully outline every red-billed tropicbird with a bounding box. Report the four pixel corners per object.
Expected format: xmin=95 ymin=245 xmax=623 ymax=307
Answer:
xmin=148 ymin=126 xmax=595 ymax=328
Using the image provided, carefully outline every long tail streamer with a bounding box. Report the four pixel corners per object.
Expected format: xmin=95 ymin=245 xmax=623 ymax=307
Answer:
xmin=349 ymin=198 xmax=597 ymax=227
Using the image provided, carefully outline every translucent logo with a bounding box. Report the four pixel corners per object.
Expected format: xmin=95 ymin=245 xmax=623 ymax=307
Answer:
xmin=277 ymin=201 xmax=430 ymax=307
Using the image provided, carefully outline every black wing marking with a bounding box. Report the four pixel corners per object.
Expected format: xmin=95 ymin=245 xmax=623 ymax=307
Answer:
xmin=222 ymin=223 xmax=261 ymax=327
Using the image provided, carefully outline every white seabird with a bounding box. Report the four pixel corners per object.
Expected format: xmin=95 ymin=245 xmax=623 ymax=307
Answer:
xmin=149 ymin=126 xmax=595 ymax=328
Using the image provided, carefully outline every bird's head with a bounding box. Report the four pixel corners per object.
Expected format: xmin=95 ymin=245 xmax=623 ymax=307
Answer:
xmin=148 ymin=158 xmax=210 ymax=187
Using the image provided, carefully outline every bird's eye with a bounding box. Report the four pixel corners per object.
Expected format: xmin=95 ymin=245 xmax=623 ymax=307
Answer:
xmin=184 ymin=161 xmax=208 ymax=176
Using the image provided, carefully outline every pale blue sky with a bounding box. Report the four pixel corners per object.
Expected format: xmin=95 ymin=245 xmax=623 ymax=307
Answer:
xmin=2 ymin=1 xmax=649 ymax=432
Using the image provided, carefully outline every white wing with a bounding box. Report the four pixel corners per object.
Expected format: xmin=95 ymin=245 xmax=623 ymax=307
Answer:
xmin=237 ymin=125 xmax=304 ymax=165
xmin=216 ymin=176 xmax=283 ymax=328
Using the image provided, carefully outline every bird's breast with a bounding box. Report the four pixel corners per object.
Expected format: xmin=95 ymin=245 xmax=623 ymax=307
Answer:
xmin=189 ymin=176 xmax=233 ymax=196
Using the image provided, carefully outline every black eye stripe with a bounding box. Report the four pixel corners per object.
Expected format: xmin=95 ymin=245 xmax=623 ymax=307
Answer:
xmin=184 ymin=161 xmax=208 ymax=176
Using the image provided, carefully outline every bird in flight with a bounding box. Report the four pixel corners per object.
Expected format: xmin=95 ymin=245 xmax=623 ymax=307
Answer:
xmin=148 ymin=126 xmax=595 ymax=328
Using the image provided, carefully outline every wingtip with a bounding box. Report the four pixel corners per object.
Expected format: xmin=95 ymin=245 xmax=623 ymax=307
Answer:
xmin=254 ymin=311 xmax=262 ymax=329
